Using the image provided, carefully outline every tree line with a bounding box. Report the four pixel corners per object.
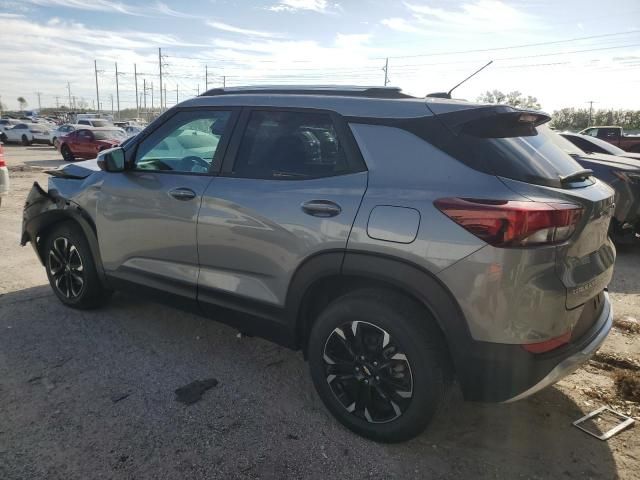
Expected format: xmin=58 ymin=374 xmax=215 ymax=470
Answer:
xmin=477 ymin=90 xmax=640 ymax=132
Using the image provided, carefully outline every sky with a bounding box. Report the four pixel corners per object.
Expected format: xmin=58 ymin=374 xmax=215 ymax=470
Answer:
xmin=0 ymin=0 xmax=639 ymax=113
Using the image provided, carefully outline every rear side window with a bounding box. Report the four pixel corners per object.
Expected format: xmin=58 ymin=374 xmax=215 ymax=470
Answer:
xmin=564 ymin=135 xmax=604 ymax=154
xmin=439 ymin=126 xmax=585 ymax=188
xmin=232 ymin=111 xmax=350 ymax=179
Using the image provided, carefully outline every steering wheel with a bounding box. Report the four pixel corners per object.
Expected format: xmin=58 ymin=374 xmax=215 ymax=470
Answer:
xmin=178 ymin=155 xmax=210 ymax=172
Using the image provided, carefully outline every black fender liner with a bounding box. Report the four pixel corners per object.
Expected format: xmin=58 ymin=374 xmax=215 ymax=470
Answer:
xmin=21 ymin=182 xmax=108 ymax=286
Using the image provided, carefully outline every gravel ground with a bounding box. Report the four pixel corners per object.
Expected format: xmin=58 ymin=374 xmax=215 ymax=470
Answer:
xmin=1 ymin=144 xmax=638 ymax=480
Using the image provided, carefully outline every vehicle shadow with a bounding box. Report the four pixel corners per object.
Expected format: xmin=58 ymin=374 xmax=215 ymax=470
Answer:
xmin=22 ymin=159 xmax=65 ymax=168
xmin=0 ymin=285 xmax=620 ymax=479
xmin=609 ymin=244 xmax=640 ymax=294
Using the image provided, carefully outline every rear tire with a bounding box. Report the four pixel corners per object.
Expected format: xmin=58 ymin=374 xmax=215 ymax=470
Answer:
xmin=44 ymin=221 xmax=111 ymax=309
xmin=0 ymin=133 xmax=7 ymax=143
xmin=61 ymin=144 xmax=74 ymax=161
xmin=308 ymin=289 xmax=450 ymax=442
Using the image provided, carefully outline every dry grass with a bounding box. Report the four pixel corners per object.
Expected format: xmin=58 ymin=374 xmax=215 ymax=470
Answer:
xmin=615 ymin=371 xmax=640 ymax=403
xmin=614 ymin=315 xmax=640 ymax=334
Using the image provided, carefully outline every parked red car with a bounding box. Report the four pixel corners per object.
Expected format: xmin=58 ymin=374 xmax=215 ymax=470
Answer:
xmin=58 ymin=127 xmax=126 ymax=161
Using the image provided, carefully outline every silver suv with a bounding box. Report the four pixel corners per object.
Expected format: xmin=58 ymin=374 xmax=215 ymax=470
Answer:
xmin=22 ymin=86 xmax=615 ymax=442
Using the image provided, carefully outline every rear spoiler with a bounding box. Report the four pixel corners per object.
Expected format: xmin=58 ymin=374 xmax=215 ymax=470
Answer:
xmin=427 ymin=104 xmax=551 ymax=139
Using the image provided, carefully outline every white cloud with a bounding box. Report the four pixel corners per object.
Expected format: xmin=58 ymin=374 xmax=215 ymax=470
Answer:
xmin=205 ymin=20 xmax=282 ymax=38
xmin=154 ymin=2 xmax=199 ymax=18
xmin=268 ymin=0 xmax=336 ymax=14
xmin=382 ymin=1 xmax=540 ymax=35
xmin=25 ymin=0 xmax=144 ymax=16
xmin=380 ymin=17 xmax=421 ymax=34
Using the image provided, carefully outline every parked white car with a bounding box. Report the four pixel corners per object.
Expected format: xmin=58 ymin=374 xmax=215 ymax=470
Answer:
xmin=52 ymin=124 xmax=83 ymax=148
xmin=0 ymin=142 xmax=9 ymax=207
xmin=77 ymin=118 xmax=112 ymax=128
xmin=124 ymin=125 xmax=143 ymax=138
xmin=0 ymin=119 xmax=21 ymax=141
xmin=3 ymin=123 xmax=53 ymax=145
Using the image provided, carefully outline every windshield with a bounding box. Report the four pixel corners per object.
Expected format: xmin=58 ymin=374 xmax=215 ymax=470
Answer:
xmin=94 ymin=130 xmax=125 ymax=140
xmin=91 ymin=120 xmax=110 ymax=127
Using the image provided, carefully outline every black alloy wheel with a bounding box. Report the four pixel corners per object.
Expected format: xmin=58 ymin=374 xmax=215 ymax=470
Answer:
xmin=48 ymin=236 xmax=85 ymax=299
xmin=323 ymin=320 xmax=413 ymax=423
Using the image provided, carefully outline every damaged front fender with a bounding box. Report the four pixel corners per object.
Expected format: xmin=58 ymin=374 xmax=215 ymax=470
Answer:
xmin=21 ymin=182 xmax=107 ymax=285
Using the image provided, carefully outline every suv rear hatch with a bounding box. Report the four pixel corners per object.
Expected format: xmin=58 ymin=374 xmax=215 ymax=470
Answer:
xmin=428 ymin=104 xmax=615 ymax=312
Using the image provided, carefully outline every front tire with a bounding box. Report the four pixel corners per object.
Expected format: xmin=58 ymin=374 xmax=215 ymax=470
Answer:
xmin=308 ymin=289 xmax=450 ymax=442
xmin=44 ymin=221 xmax=111 ymax=309
xmin=0 ymin=133 xmax=7 ymax=143
xmin=21 ymin=135 xmax=31 ymax=146
xmin=61 ymin=144 xmax=75 ymax=161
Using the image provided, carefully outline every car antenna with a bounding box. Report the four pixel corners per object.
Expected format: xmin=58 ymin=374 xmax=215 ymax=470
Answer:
xmin=427 ymin=60 xmax=494 ymax=99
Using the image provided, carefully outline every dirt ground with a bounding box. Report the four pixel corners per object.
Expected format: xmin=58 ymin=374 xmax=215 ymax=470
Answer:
xmin=0 ymin=144 xmax=638 ymax=480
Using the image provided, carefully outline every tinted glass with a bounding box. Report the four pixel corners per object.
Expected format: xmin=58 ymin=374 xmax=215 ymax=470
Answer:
xmin=563 ymin=135 xmax=606 ymax=154
xmin=233 ymin=111 xmax=349 ymax=179
xmin=94 ymin=130 xmax=126 ymax=140
xmin=135 ymin=110 xmax=231 ymax=173
xmin=579 ymin=134 xmax=625 ymax=155
xmin=440 ymin=125 xmax=584 ymax=188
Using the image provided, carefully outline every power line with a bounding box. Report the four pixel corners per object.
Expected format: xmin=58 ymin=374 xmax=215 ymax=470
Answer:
xmin=380 ymin=29 xmax=640 ymax=59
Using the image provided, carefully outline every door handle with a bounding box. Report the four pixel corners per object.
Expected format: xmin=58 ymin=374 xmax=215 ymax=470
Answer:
xmin=301 ymin=200 xmax=342 ymax=217
xmin=168 ymin=187 xmax=196 ymax=201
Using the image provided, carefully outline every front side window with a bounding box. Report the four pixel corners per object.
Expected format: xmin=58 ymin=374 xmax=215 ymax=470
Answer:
xmin=135 ymin=110 xmax=232 ymax=174
xmin=232 ymin=110 xmax=349 ymax=179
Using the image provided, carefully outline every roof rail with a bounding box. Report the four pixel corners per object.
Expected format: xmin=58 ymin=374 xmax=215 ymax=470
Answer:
xmin=200 ymin=85 xmax=414 ymax=99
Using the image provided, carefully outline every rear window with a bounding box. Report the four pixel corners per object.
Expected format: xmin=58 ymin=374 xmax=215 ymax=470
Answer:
xmin=440 ymin=125 xmax=585 ymax=188
xmin=94 ymin=130 xmax=125 ymax=140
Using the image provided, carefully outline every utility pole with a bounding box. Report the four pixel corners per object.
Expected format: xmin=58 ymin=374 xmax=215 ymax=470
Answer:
xmin=158 ymin=48 xmax=163 ymax=112
xmin=383 ymin=58 xmax=389 ymax=86
xmin=35 ymin=91 xmax=42 ymax=111
xmin=67 ymin=82 xmax=72 ymax=110
xmin=587 ymin=100 xmax=596 ymax=127
xmin=72 ymin=96 xmax=77 ymax=110
xmin=94 ymin=60 xmax=101 ymax=113
xmin=223 ymin=76 xmax=226 ymax=88
xmin=151 ymin=81 xmax=154 ymax=111
xmin=143 ymin=78 xmax=147 ymax=112
xmin=134 ymin=63 xmax=139 ymax=118
xmin=205 ymin=65 xmax=208 ymax=90
xmin=115 ymin=62 xmax=123 ymax=120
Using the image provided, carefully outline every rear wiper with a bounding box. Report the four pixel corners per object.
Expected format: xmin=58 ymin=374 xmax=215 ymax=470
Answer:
xmin=559 ymin=168 xmax=593 ymax=185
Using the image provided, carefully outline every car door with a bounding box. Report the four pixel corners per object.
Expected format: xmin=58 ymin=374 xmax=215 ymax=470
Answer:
xmin=196 ymin=108 xmax=368 ymax=318
xmin=95 ymin=108 xmax=237 ymax=299
xmin=7 ymin=124 xmax=27 ymax=142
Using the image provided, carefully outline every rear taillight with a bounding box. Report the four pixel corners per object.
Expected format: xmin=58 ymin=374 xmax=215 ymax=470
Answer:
xmin=0 ymin=145 xmax=4 ymax=167
xmin=434 ymin=198 xmax=583 ymax=247
xmin=522 ymin=331 xmax=572 ymax=353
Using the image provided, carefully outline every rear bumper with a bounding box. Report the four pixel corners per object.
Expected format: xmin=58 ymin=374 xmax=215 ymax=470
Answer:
xmin=455 ymin=291 xmax=612 ymax=402
xmin=503 ymin=293 xmax=612 ymax=402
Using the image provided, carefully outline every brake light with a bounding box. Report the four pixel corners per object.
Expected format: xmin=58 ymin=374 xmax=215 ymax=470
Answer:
xmin=434 ymin=198 xmax=583 ymax=247
xmin=0 ymin=145 xmax=4 ymax=167
xmin=522 ymin=331 xmax=572 ymax=353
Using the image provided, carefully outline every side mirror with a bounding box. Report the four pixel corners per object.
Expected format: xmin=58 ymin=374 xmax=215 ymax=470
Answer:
xmin=97 ymin=147 xmax=125 ymax=172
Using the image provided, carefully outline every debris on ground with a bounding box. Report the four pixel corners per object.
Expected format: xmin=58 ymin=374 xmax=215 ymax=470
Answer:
xmin=615 ymin=371 xmax=640 ymax=403
xmin=590 ymin=352 xmax=640 ymax=372
xmin=111 ymin=393 xmax=131 ymax=404
xmin=174 ymin=378 xmax=219 ymax=405
xmin=614 ymin=315 xmax=640 ymax=334
xmin=573 ymin=406 xmax=635 ymax=440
